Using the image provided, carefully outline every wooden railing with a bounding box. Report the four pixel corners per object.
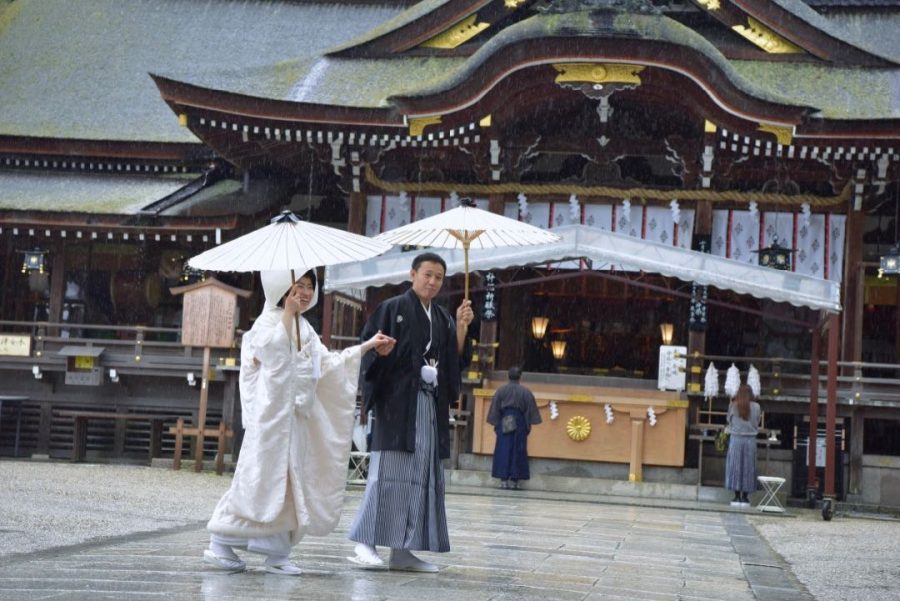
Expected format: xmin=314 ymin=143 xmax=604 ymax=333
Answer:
xmin=683 ymin=352 xmax=900 ymax=406
xmin=0 ymin=320 xmax=243 ymax=379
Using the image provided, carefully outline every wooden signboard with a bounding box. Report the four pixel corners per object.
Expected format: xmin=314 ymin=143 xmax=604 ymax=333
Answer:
xmin=170 ymin=277 xmax=251 ymax=471
xmin=0 ymin=334 xmax=31 ymax=356
xmin=171 ymin=279 xmax=251 ymax=349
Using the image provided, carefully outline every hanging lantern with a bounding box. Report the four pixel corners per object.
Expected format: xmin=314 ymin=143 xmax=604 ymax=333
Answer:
xmin=20 ymin=249 xmax=47 ymax=275
xmin=180 ymin=261 xmax=205 ymax=283
xmin=531 ymin=316 xmax=549 ymax=340
xmin=659 ymin=322 xmax=674 ymax=345
xmin=879 ymin=245 xmax=900 ymax=278
xmin=550 ymin=339 xmax=567 ymax=360
xmin=755 ymin=236 xmax=793 ymax=271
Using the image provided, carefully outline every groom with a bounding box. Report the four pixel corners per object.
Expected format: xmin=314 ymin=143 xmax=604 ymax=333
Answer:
xmin=348 ymin=251 xmax=474 ymax=572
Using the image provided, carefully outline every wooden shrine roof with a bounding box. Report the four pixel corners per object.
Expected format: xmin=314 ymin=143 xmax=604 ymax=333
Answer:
xmin=0 ymin=0 xmax=408 ymax=144
xmin=154 ymin=8 xmax=900 ymax=126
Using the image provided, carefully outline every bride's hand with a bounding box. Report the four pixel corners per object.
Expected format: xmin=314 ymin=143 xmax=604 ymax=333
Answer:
xmin=363 ymin=330 xmax=396 ymax=355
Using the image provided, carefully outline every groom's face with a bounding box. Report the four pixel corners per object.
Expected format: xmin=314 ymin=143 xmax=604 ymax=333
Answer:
xmin=410 ymin=261 xmax=445 ymax=303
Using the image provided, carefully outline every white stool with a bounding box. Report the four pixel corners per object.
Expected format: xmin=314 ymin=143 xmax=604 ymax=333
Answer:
xmin=347 ymin=451 xmax=370 ymax=485
xmin=756 ymin=476 xmax=786 ymax=513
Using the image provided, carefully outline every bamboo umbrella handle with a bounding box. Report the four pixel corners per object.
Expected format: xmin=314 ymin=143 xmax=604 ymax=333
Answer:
xmin=463 ymin=241 xmax=470 ymax=301
xmin=289 ymin=269 xmax=302 ymax=352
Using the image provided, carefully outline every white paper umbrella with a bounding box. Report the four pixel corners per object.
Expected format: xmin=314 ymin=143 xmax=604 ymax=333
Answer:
xmin=188 ymin=210 xmax=392 ymax=346
xmin=188 ymin=210 xmax=392 ymax=272
xmin=373 ymin=198 xmax=559 ymax=299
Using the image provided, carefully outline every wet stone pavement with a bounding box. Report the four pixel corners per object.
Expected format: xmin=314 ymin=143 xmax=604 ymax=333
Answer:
xmin=0 ymin=468 xmax=810 ymax=601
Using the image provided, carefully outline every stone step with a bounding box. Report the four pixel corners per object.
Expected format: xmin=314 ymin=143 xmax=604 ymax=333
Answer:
xmin=447 ymin=468 xmax=738 ymax=503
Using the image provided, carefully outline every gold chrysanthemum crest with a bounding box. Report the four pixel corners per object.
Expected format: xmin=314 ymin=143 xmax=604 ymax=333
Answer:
xmin=566 ymin=416 xmax=591 ymax=442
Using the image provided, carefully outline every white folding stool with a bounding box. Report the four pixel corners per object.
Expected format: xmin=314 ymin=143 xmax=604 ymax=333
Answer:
xmin=756 ymin=476 xmax=786 ymax=512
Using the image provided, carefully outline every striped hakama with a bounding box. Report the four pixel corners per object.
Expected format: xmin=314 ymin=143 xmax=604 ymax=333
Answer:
xmin=348 ymin=385 xmax=450 ymax=552
xmin=725 ymin=434 xmax=758 ymax=493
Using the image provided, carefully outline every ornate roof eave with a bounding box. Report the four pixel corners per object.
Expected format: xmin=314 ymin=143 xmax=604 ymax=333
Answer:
xmin=0 ymin=210 xmax=238 ymax=232
xmin=695 ymin=0 xmax=899 ymax=66
xmin=389 ymin=35 xmax=811 ymax=130
xmin=0 ymin=135 xmax=206 ymax=162
xmin=150 ymin=74 xmax=403 ymax=129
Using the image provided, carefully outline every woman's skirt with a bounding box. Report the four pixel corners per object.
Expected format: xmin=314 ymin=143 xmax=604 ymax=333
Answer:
xmin=348 ymin=387 xmax=449 ymax=552
xmin=725 ymin=434 xmax=758 ymax=492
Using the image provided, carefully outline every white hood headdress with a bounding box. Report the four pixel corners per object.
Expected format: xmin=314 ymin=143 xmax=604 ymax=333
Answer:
xmin=260 ymin=269 xmax=322 ymax=378
xmin=260 ymin=270 xmax=319 ymax=313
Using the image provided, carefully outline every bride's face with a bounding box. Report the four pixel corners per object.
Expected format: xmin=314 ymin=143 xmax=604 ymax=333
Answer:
xmin=288 ymin=277 xmax=315 ymax=311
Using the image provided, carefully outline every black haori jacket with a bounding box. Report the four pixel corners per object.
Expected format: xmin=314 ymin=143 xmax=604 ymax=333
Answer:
xmin=361 ymin=288 xmax=470 ymax=459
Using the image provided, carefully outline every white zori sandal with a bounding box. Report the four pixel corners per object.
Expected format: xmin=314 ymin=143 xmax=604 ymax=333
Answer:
xmin=347 ymin=543 xmax=385 ymax=568
xmin=264 ymin=556 xmax=302 ymax=576
xmin=203 ymin=549 xmax=247 ymax=572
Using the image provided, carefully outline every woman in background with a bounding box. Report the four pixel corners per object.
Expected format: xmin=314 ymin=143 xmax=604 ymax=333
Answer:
xmin=725 ymin=384 xmax=761 ymax=507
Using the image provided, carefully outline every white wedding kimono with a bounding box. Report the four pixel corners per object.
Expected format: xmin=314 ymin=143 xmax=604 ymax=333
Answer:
xmin=207 ymin=271 xmax=361 ymax=553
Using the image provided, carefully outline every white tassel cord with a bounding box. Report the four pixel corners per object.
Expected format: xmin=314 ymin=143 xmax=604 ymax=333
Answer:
xmin=704 ymin=362 xmax=719 ymax=400
xmin=670 ymin=199 xmax=680 ymax=225
xmin=621 ymin=199 xmax=631 ymax=223
xmin=747 ymin=364 xmax=761 ymax=398
xmin=517 ymin=192 xmax=529 ymax=218
xmin=568 ymin=193 xmax=581 ymax=222
xmin=724 ymin=363 xmax=741 ymax=399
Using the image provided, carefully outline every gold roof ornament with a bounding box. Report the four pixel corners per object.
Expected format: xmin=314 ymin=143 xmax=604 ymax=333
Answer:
xmin=732 ymin=17 xmax=803 ymax=54
xmin=757 ymin=123 xmax=794 ymax=146
xmin=408 ymin=115 xmax=442 ymax=137
xmin=420 ymin=14 xmax=490 ymax=49
xmin=553 ymin=63 xmax=645 ymax=86
xmin=696 ymin=0 xmax=720 ymax=9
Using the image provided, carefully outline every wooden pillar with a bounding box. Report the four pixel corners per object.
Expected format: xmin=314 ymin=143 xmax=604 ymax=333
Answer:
xmin=824 ymin=313 xmax=840 ymax=498
xmin=321 ymin=293 xmax=334 ymax=347
xmin=348 ymin=191 xmax=367 ymax=235
xmin=221 ymin=370 xmax=239 ymax=456
xmin=807 ymin=327 xmax=821 ymax=496
xmin=687 ymin=201 xmax=712 ymax=395
xmin=841 ymin=209 xmax=865 ymax=369
xmin=849 ymin=406 xmax=865 ymax=496
xmin=195 ymin=346 xmax=211 ymax=472
xmin=628 ymin=413 xmax=645 ymax=482
xmin=36 ymin=401 xmax=53 ymax=456
xmin=1 ymin=235 xmax=15 ymax=318
xmin=47 ymin=240 xmax=65 ymax=336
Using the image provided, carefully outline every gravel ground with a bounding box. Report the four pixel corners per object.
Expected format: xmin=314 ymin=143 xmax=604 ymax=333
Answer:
xmin=2 ymin=461 xmax=899 ymax=601
xmin=750 ymin=511 xmax=900 ymax=601
xmin=0 ymin=461 xmax=228 ymax=558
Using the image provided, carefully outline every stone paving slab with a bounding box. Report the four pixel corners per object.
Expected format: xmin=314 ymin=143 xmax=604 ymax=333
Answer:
xmin=0 ymin=490 xmax=810 ymax=601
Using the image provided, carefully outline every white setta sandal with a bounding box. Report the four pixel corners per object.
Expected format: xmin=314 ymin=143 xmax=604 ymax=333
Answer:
xmin=203 ymin=549 xmax=247 ymax=572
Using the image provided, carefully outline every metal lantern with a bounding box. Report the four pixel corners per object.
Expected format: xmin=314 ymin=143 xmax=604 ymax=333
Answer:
xmin=20 ymin=249 xmax=47 ymax=274
xmin=755 ymin=237 xmax=793 ymax=271
xmin=879 ymin=245 xmax=900 ymax=278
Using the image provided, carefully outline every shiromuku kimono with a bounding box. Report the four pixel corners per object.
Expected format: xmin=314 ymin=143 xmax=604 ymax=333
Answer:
xmin=207 ymin=270 xmax=362 ymax=556
xmin=487 ymin=381 xmax=542 ymax=481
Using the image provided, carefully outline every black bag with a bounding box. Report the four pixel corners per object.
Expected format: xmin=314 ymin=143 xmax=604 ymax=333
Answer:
xmin=501 ymin=414 xmax=517 ymax=434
